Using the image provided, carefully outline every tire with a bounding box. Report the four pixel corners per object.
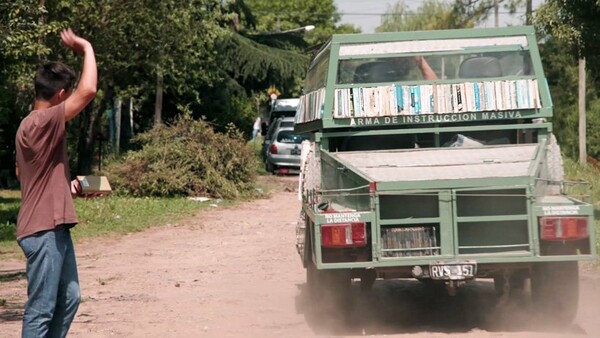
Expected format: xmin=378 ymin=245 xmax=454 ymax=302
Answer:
xmin=530 ymin=261 xmax=579 ymax=324
xmin=306 ymin=259 xmax=350 ymax=299
xmin=265 ymin=160 xmax=275 ymax=173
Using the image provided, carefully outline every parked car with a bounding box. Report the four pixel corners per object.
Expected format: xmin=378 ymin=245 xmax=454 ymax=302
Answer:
xmin=261 ymin=98 xmax=299 ymax=137
xmin=268 ymin=98 xmax=300 ymax=122
xmin=261 ymin=116 xmax=295 ymax=161
xmin=265 ymin=127 xmax=310 ymax=174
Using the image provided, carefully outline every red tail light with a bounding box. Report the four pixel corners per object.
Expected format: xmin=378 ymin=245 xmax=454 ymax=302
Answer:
xmin=269 ymin=143 xmax=278 ymax=154
xmin=321 ymin=222 xmax=366 ymax=248
xmin=539 ymin=216 xmax=588 ymax=241
xmin=369 ymin=182 xmax=377 ymax=193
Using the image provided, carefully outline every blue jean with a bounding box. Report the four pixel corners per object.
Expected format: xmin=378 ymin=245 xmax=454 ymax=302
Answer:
xmin=18 ymin=227 xmax=80 ymax=338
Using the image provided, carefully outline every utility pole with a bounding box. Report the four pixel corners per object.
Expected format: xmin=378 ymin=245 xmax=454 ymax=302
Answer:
xmin=155 ymin=70 xmax=163 ymax=125
xmin=526 ymin=0 xmax=533 ymax=25
xmin=578 ymin=58 xmax=587 ymax=165
xmin=494 ymin=0 xmax=499 ymax=27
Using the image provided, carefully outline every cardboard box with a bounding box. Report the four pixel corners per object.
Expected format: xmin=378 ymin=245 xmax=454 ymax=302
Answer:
xmin=77 ymin=175 xmax=112 ymax=194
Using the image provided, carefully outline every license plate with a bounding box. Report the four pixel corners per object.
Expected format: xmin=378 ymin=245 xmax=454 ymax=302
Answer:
xmin=429 ymin=260 xmax=477 ymax=280
xmin=291 ymin=148 xmax=300 ymax=155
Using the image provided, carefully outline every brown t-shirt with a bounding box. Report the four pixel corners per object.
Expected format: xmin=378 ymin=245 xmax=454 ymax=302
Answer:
xmin=15 ymin=102 xmax=77 ymax=240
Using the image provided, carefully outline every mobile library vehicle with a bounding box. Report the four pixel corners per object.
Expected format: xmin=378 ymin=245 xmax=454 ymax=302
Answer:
xmin=295 ymin=26 xmax=595 ymax=322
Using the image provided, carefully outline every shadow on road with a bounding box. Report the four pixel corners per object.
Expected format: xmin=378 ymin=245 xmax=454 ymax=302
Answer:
xmin=296 ymin=278 xmax=586 ymax=336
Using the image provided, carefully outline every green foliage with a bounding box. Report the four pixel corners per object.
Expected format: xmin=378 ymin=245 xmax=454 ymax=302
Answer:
xmin=242 ymin=0 xmax=360 ymax=45
xmin=535 ymin=0 xmax=600 ymax=81
xmin=0 ymin=191 xmax=20 ymax=242
xmin=376 ymin=0 xmax=524 ymax=32
xmin=105 ymin=112 xmax=257 ymax=198
xmin=539 ymin=36 xmax=600 ymax=160
xmin=219 ymin=32 xmax=310 ymax=84
xmin=0 ymin=0 xmax=352 ymax=185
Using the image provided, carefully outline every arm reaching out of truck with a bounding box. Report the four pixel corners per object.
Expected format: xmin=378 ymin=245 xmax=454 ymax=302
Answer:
xmin=416 ymin=56 xmax=438 ymax=80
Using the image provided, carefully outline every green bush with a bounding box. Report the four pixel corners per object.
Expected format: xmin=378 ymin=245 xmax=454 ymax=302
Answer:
xmin=105 ymin=113 xmax=257 ymax=199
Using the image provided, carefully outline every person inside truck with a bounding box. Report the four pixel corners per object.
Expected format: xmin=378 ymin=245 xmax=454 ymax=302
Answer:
xmin=350 ymin=55 xmax=438 ymax=84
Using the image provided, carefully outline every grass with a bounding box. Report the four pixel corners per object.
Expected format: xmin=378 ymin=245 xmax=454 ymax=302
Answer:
xmin=0 ymin=191 xmax=219 ymax=257
xmin=247 ymin=135 xmax=267 ymax=176
xmin=563 ymin=157 xmax=600 ymax=258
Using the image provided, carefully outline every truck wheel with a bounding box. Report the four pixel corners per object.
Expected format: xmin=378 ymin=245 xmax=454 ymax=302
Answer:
xmin=306 ymin=260 xmax=351 ymax=307
xmin=530 ymin=261 xmax=579 ymax=324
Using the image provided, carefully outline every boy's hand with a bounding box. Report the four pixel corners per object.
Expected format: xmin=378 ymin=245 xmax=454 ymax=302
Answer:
xmin=71 ymin=179 xmax=82 ymax=197
xmin=60 ymin=28 xmax=91 ymax=55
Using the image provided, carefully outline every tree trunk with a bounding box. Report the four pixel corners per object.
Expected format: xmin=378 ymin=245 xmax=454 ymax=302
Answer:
xmin=76 ymin=87 xmax=113 ymax=175
xmin=155 ymin=72 xmax=163 ymax=125
xmin=114 ymin=97 xmax=122 ymax=154
xmin=76 ymin=105 xmax=99 ymax=175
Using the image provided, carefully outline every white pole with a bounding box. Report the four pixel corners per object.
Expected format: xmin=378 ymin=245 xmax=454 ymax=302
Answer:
xmin=578 ymin=57 xmax=587 ymax=165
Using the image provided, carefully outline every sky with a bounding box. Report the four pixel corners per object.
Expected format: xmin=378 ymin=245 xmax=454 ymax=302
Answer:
xmin=334 ymin=0 xmax=546 ymax=33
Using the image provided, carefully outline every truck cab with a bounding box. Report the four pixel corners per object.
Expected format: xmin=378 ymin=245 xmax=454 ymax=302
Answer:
xmin=295 ymin=26 xmax=595 ymax=323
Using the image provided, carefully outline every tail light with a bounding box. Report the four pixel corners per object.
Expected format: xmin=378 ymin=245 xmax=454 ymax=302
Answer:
xmin=539 ymin=216 xmax=588 ymax=241
xmin=269 ymin=143 xmax=278 ymax=154
xmin=369 ymin=182 xmax=377 ymax=193
xmin=321 ymin=222 xmax=366 ymax=248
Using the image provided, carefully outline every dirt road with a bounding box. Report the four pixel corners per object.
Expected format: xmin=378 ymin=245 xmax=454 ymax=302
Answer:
xmin=1 ymin=175 xmax=599 ymax=337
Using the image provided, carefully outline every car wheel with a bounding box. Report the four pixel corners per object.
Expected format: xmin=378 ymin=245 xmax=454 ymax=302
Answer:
xmin=265 ymin=160 xmax=275 ymax=173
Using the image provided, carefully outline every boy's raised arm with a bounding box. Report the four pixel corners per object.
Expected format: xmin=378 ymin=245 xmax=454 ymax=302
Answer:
xmin=61 ymin=28 xmax=97 ymax=122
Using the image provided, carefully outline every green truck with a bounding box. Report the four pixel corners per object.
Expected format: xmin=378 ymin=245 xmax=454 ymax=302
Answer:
xmin=295 ymin=26 xmax=595 ymax=322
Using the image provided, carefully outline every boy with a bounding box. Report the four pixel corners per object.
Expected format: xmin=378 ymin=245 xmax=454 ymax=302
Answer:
xmin=15 ymin=28 xmax=97 ymax=338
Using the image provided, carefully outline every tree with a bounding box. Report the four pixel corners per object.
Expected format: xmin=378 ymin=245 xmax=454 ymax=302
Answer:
xmin=535 ymin=1 xmax=600 ymax=160
xmin=0 ymin=0 xmax=355 ymax=183
xmin=0 ymin=1 xmax=65 ymax=186
xmin=535 ymin=0 xmax=600 ymax=81
xmin=45 ymin=0 xmax=228 ymax=173
xmin=243 ymin=0 xmax=360 ymax=46
xmin=376 ymin=0 xmax=524 ymax=32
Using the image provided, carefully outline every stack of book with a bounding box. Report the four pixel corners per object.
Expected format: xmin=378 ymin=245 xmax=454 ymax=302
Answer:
xmin=295 ymin=88 xmax=326 ymax=124
xmin=333 ymin=79 xmax=541 ymax=118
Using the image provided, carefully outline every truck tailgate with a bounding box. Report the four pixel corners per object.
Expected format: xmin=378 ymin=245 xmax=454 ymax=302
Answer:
xmin=329 ymin=144 xmax=539 ymax=182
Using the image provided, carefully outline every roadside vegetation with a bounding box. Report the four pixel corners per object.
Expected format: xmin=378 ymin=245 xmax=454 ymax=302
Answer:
xmin=105 ymin=112 xmax=258 ymax=199
xmin=0 ymin=114 xmax=265 ymax=257
xmin=0 ymin=192 xmax=215 ymax=258
xmin=563 ymin=158 xmax=600 ymax=258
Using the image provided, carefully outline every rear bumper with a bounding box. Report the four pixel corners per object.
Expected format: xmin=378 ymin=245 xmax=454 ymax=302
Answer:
xmin=267 ymin=154 xmax=301 ymax=168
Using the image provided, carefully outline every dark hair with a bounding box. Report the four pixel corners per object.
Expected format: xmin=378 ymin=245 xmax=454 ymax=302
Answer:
xmin=34 ymin=62 xmax=77 ymax=101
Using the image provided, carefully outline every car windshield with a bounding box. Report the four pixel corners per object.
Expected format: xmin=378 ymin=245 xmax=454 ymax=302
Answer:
xmin=276 ymin=130 xmax=309 ymax=144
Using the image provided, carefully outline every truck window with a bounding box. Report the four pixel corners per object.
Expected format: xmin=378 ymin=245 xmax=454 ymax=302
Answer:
xmin=337 ymin=51 xmax=533 ymax=84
